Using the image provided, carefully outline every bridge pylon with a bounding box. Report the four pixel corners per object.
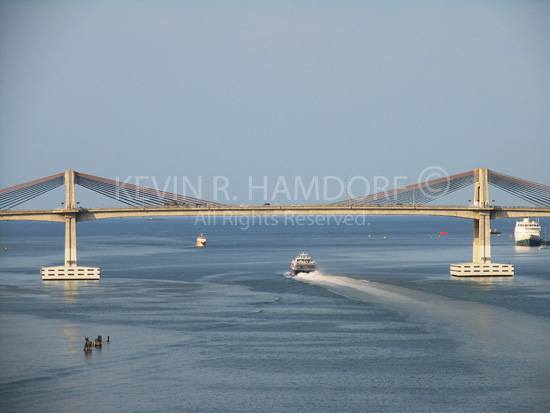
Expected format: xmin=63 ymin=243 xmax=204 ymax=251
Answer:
xmin=450 ymin=168 xmax=514 ymax=277
xmin=41 ymin=170 xmax=100 ymax=281
xmin=472 ymin=168 xmax=491 ymax=264
xmin=64 ymin=169 xmax=77 ymax=266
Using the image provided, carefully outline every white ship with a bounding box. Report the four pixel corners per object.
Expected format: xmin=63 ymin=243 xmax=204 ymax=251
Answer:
xmin=290 ymin=252 xmax=317 ymax=275
xmin=196 ymin=234 xmax=207 ymax=247
xmin=514 ymin=218 xmax=541 ymax=246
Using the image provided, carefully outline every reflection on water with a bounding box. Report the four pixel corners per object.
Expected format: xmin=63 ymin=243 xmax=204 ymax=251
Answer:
xmin=62 ymin=323 xmax=82 ymax=355
xmin=450 ymin=277 xmax=514 ymax=289
xmin=470 ymin=305 xmax=494 ymax=346
xmin=42 ymin=280 xmax=99 ymax=304
xmin=514 ymin=245 xmax=544 ymax=253
xmin=515 ymin=245 xmax=531 ymax=253
xmin=60 ymin=281 xmax=80 ymax=304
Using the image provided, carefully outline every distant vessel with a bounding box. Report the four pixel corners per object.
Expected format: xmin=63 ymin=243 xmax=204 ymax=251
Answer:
xmin=514 ymin=218 xmax=541 ymax=246
xmin=196 ymin=234 xmax=207 ymax=247
xmin=290 ymin=252 xmax=317 ymax=275
xmin=490 ymin=227 xmax=501 ymax=235
xmin=540 ymin=230 xmax=549 ymax=249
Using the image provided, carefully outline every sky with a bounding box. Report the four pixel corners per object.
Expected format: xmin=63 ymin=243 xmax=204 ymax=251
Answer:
xmin=1 ymin=0 xmax=549 ymax=207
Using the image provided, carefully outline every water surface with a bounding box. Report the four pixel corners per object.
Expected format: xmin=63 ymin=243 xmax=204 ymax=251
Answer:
xmin=1 ymin=216 xmax=549 ymax=412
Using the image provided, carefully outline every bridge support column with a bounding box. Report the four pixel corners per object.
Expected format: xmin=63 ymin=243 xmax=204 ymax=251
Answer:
xmin=65 ymin=215 xmax=77 ymax=266
xmin=450 ymin=168 xmax=514 ymax=277
xmin=472 ymin=213 xmax=491 ymax=264
xmin=41 ymin=169 xmax=100 ymax=281
xmin=472 ymin=168 xmax=491 ymax=264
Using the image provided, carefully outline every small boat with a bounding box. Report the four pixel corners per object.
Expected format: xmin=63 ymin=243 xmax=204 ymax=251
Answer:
xmin=196 ymin=234 xmax=207 ymax=247
xmin=540 ymin=232 xmax=549 ymax=249
xmin=490 ymin=227 xmax=501 ymax=235
xmin=290 ymin=252 xmax=317 ymax=275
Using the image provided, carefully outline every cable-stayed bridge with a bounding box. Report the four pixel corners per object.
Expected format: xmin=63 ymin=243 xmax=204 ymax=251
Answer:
xmin=1 ymin=168 xmax=549 ymax=280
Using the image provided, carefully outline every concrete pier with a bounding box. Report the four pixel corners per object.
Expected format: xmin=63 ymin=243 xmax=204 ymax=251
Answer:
xmin=41 ymin=265 xmax=100 ymax=280
xmin=450 ymin=263 xmax=514 ymax=277
xmin=451 ymin=168 xmax=514 ymax=278
xmin=41 ymin=170 xmax=100 ymax=280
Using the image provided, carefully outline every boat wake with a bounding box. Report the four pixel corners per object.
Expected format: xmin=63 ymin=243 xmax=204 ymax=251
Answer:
xmin=293 ymin=271 xmax=425 ymax=306
xmin=292 ymin=271 xmax=550 ymax=362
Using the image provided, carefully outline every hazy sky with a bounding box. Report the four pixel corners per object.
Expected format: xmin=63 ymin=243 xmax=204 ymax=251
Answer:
xmin=1 ymin=0 xmax=549 ymax=206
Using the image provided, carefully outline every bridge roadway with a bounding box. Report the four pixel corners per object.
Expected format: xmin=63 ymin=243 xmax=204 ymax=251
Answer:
xmin=2 ymin=204 xmax=550 ymax=222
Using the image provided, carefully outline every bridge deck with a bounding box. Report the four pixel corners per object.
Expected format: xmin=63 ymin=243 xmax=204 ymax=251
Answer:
xmin=1 ymin=205 xmax=549 ymax=222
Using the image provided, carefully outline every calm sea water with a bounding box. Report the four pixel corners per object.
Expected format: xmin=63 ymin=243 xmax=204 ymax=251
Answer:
xmin=1 ymin=216 xmax=549 ymax=412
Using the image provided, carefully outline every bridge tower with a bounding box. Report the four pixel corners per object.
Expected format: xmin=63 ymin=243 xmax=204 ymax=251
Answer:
xmin=472 ymin=168 xmax=491 ymax=263
xmin=64 ymin=169 xmax=77 ymax=267
xmin=41 ymin=169 xmax=100 ymax=280
xmin=450 ymin=168 xmax=514 ymax=277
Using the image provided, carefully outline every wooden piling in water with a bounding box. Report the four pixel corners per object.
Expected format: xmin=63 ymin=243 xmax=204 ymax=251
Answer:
xmin=83 ymin=337 xmax=92 ymax=352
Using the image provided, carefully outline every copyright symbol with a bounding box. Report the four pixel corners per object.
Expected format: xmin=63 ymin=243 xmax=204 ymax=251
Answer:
xmin=417 ymin=166 xmax=450 ymax=200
